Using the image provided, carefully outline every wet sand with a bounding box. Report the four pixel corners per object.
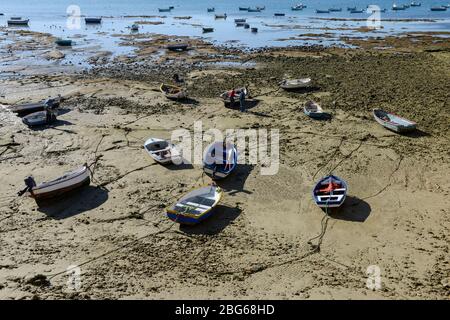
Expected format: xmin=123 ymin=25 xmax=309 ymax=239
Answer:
xmin=0 ymin=29 xmax=449 ymax=300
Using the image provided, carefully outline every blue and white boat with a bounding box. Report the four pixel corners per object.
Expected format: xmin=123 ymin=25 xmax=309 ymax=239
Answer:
xmin=313 ymin=175 xmax=348 ymax=208
xmin=373 ymin=109 xmax=417 ymax=133
xmin=167 ymin=185 xmax=223 ymax=224
xmin=203 ymin=142 xmax=238 ymax=180
xmin=304 ymin=100 xmax=326 ymax=119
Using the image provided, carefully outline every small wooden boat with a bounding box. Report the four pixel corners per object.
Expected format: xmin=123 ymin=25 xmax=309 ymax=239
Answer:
xmin=279 ymin=78 xmax=311 ymax=90
xmin=350 ymin=9 xmax=364 ymax=13
xmin=166 ymin=43 xmax=188 ymax=51
xmin=130 ymin=24 xmax=139 ymax=31
xmin=85 ymin=17 xmax=102 ymax=23
xmin=220 ymin=87 xmax=248 ymax=106
xmin=207 ymin=8 xmax=215 ymax=12
xmin=160 ymin=83 xmax=187 ymax=100
xmin=8 ymin=97 xmax=60 ymax=117
xmin=274 ymin=13 xmax=286 ymax=16
xmin=167 ymin=185 xmax=223 ymax=225
xmin=22 ymin=110 xmax=57 ymax=127
xmin=329 ymin=8 xmax=343 ymax=12
xmin=234 ymin=18 xmax=246 ymax=23
xmin=18 ymin=165 xmax=90 ymax=204
xmin=251 ymin=27 xmax=258 ymax=33
xmin=214 ymin=14 xmax=227 ymax=19
xmin=304 ymin=100 xmax=325 ymax=119
xmin=430 ymin=6 xmax=447 ymax=11
xmin=203 ymin=141 xmax=238 ymax=180
xmin=316 ymin=9 xmax=330 ymax=13
xmin=239 ymin=7 xmax=250 ymax=11
xmin=55 ymin=39 xmax=72 ymax=46
xmin=144 ymin=138 xmax=181 ymax=165
xmin=313 ymin=175 xmax=347 ymax=208
xmin=373 ymin=109 xmax=417 ymax=133
xmin=202 ymin=27 xmax=214 ymax=33
xmin=7 ymin=19 xmax=29 ymax=26
xmin=158 ymin=8 xmax=172 ymax=12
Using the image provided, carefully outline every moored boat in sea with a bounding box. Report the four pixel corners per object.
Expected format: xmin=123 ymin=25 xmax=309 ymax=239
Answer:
xmin=7 ymin=18 xmax=29 ymax=26
xmin=214 ymin=14 xmax=227 ymax=19
xmin=316 ymin=9 xmax=330 ymax=13
xmin=55 ymin=38 xmax=72 ymax=46
xmin=430 ymin=6 xmax=447 ymax=11
xmin=202 ymin=27 xmax=214 ymax=33
xmin=207 ymin=7 xmax=215 ymax=12
xmin=85 ymin=17 xmax=102 ymax=23
xmin=251 ymin=27 xmax=258 ymax=33
xmin=329 ymin=8 xmax=343 ymax=12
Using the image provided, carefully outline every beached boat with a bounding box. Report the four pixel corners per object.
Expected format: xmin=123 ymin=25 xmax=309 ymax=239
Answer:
xmin=316 ymin=9 xmax=330 ymax=13
xmin=207 ymin=8 xmax=215 ymax=12
xmin=214 ymin=14 xmax=227 ymax=19
xmin=18 ymin=165 xmax=90 ymax=204
xmin=144 ymin=138 xmax=181 ymax=165
xmin=410 ymin=2 xmax=421 ymax=7
xmin=234 ymin=18 xmax=246 ymax=23
xmin=251 ymin=27 xmax=258 ymax=33
xmin=160 ymin=83 xmax=187 ymax=100
xmin=279 ymin=78 xmax=311 ymax=90
xmin=373 ymin=109 xmax=417 ymax=133
xmin=85 ymin=17 xmax=102 ymax=23
xmin=203 ymin=141 xmax=238 ymax=180
xmin=166 ymin=43 xmax=188 ymax=51
xmin=7 ymin=19 xmax=29 ymax=26
xmin=304 ymin=101 xmax=325 ymax=119
xmin=202 ymin=27 xmax=214 ymax=33
xmin=274 ymin=13 xmax=286 ymax=16
xmin=313 ymin=175 xmax=347 ymax=208
xmin=55 ymin=39 xmax=72 ymax=46
xmin=158 ymin=8 xmax=172 ymax=12
xmin=329 ymin=8 xmax=343 ymax=12
xmin=8 ymin=97 xmax=60 ymax=117
xmin=220 ymin=87 xmax=248 ymax=106
xmin=22 ymin=110 xmax=57 ymax=127
xmin=166 ymin=185 xmax=223 ymax=225
xmin=430 ymin=6 xmax=447 ymax=11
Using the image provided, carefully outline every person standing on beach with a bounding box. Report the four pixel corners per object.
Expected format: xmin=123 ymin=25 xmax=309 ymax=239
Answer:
xmin=239 ymin=89 xmax=246 ymax=112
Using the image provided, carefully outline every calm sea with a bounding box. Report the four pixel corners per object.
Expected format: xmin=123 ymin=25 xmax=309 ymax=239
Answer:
xmin=1 ymin=0 xmax=449 ymax=49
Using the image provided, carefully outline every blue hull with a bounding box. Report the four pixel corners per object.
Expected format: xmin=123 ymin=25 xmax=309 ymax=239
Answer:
xmin=167 ymin=208 xmax=215 ymax=225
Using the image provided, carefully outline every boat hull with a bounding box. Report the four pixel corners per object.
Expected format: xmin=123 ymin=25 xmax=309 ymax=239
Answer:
xmin=313 ymin=175 xmax=347 ymax=208
xmin=373 ymin=109 xmax=416 ymax=133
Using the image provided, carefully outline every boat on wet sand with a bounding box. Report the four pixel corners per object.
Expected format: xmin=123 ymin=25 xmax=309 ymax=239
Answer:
xmin=144 ymin=138 xmax=181 ymax=165
xmin=220 ymin=87 xmax=248 ymax=106
xmin=313 ymin=175 xmax=347 ymax=208
xmin=304 ymin=100 xmax=326 ymax=119
xmin=203 ymin=142 xmax=238 ymax=180
xmin=8 ymin=97 xmax=60 ymax=117
xmin=160 ymin=83 xmax=187 ymax=100
xmin=373 ymin=109 xmax=417 ymax=133
xmin=279 ymin=78 xmax=311 ymax=90
xmin=166 ymin=185 xmax=223 ymax=224
xmin=22 ymin=110 xmax=57 ymax=127
xmin=18 ymin=165 xmax=90 ymax=205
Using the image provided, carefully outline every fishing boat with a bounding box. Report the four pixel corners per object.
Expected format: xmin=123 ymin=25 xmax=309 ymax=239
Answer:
xmin=304 ymin=101 xmax=326 ymax=119
xmin=274 ymin=13 xmax=286 ymax=16
xmin=220 ymin=87 xmax=248 ymax=106
xmin=373 ymin=109 xmax=417 ymax=133
xmin=279 ymin=78 xmax=311 ymax=90
xmin=410 ymin=2 xmax=421 ymax=7
xmin=234 ymin=18 xmax=246 ymax=23
xmin=160 ymin=83 xmax=187 ymax=100
xmin=130 ymin=24 xmax=139 ymax=31
xmin=316 ymin=9 xmax=330 ymax=13
xmin=203 ymin=141 xmax=238 ymax=180
xmin=55 ymin=38 xmax=72 ymax=46
xmin=202 ymin=27 xmax=214 ymax=33
xmin=7 ymin=19 xmax=29 ymax=26
xmin=8 ymin=97 xmax=60 ymax=117
xmin=85 ymin=17 xmax=102 ymax=23
xmin=329 ymin=8 xmax=343 ymax=12
xmin=430 ymin=6 xmax=447 ymax=11
xmin=350 ymin=9 xmax=364 ymax=13
xmin=166 ymin=185 xmax=223 ymax=225
xmin=207 ymin=8 xmax=215 ymax=12
xmin=144 ymin=138 xmax=181 ymax=165
xmin=251 ymin=27 xmax=258 ymax=33
xmin=22 ymin=110 xmax=57 ymax=127
xmin=313 ymin=175 xmax=348 ymax=208
xmin=214 ymin=14 xmax=227 ymax=19
xmin=166 ymin=43 xmax=188 ymax=51
xmin=158 ymin=8 xmax=172 ymax=12
xmin=18 ymin=165 xmax=90 ymax=204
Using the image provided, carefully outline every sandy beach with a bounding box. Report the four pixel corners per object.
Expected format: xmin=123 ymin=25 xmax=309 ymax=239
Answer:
xmin=0 ymin=24 xmax=449 ymax=300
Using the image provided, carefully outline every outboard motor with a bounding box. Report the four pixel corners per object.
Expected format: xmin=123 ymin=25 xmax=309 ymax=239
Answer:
xmin=17 ymin=176 xmax=37 ymax=196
